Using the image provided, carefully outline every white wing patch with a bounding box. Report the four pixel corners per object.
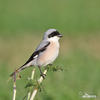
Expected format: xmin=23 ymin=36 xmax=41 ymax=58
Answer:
xmin=33 ymin=55 xmax=38 ymax=59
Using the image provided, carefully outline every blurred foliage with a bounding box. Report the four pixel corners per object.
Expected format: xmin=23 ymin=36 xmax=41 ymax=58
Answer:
xmin=0 ymin=0 xmax=100 ymax=36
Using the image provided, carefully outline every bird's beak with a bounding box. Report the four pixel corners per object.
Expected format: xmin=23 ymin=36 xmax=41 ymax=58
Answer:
xmin=58 ymin=34 xmax=63 ymax=38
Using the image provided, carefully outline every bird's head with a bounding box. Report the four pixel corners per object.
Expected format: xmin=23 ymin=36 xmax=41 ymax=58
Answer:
xmin=43 ymin=29 xmax=63 ymax=41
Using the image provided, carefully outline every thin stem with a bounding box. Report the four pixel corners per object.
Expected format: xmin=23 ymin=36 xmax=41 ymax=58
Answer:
xmin=30 ymin=89 xmax=37 ymax=100
xmin=30 ymin=69 xmax=47 ymax=100
xmin=27 ymin=68 xmax=35 ymax=100
xmin=31 ymin=68 xmax=35 ymax=80
xmin=13 ymin=82 xmax=16 ymax=100
xmin=27 ymin=92 xmax=31 ymax=100
xmin=12 ymin=73 xmax=16 ymax=100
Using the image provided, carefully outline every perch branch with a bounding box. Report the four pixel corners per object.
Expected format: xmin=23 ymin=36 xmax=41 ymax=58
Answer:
xmin=27 ymin=68 xmax=36 ymax=100
xmin=12 ymin=73 xmax=16 ymax=100
xmin=30 ymin=69 xmax=47 ymax=100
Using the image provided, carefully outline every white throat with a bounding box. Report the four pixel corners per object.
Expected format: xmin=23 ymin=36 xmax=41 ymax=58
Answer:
xmin=47 ymin=36 xmax=60 ymax=42
xmin=47 ymin=36 xmax=60 ymax=49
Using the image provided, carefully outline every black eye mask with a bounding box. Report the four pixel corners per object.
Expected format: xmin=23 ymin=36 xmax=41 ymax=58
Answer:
xmin=48 ymin=31 xmax=60 ymax=38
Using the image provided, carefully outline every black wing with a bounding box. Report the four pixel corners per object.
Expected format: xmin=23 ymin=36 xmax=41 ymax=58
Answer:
xmin=10 ymin=42 xmax=50 ymax=77
xmin=22 ymin=42 xmax=50 ymax=66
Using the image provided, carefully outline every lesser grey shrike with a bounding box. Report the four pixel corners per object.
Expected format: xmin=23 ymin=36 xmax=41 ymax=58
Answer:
xmin=10 ymin=29 xmax=62 ymax=78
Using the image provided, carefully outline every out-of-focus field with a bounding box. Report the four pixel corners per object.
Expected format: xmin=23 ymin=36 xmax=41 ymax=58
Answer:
xmin=0 ymin=34 xmax=100 ymax=100
xmin=0 ymin=0 xmax=100 ymax=100
xmin=0 ymin=0 xmax=100 ymax=35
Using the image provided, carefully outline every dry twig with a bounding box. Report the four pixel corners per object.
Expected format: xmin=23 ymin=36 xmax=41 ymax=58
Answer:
xmin=12 ymin=72 xmax=16 ymax=100
xmin=27 ymin=68 xmax=35 ymax=100
xmin=30 ymin=69 xmax=47 ymax=100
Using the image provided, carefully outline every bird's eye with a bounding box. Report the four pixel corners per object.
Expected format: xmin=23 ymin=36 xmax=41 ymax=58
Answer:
xmin=48 ymin=31 xmax=60 ymax=38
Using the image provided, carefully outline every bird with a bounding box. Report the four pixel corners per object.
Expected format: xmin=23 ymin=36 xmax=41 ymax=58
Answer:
xmin=10 ymin=29 xmax=62 ymax=78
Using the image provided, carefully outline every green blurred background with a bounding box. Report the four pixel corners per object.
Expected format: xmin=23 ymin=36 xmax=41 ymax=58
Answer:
xmin=0 ymin=0 xmax=100 ymax=100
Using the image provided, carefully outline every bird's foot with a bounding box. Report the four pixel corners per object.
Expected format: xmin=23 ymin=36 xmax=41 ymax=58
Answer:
xmin=40 ymin=73 xmax=46 ymax=79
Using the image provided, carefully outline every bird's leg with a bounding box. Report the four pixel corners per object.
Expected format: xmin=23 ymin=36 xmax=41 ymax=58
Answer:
xmin=38 ymin=66 xmax=46 ymax=79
